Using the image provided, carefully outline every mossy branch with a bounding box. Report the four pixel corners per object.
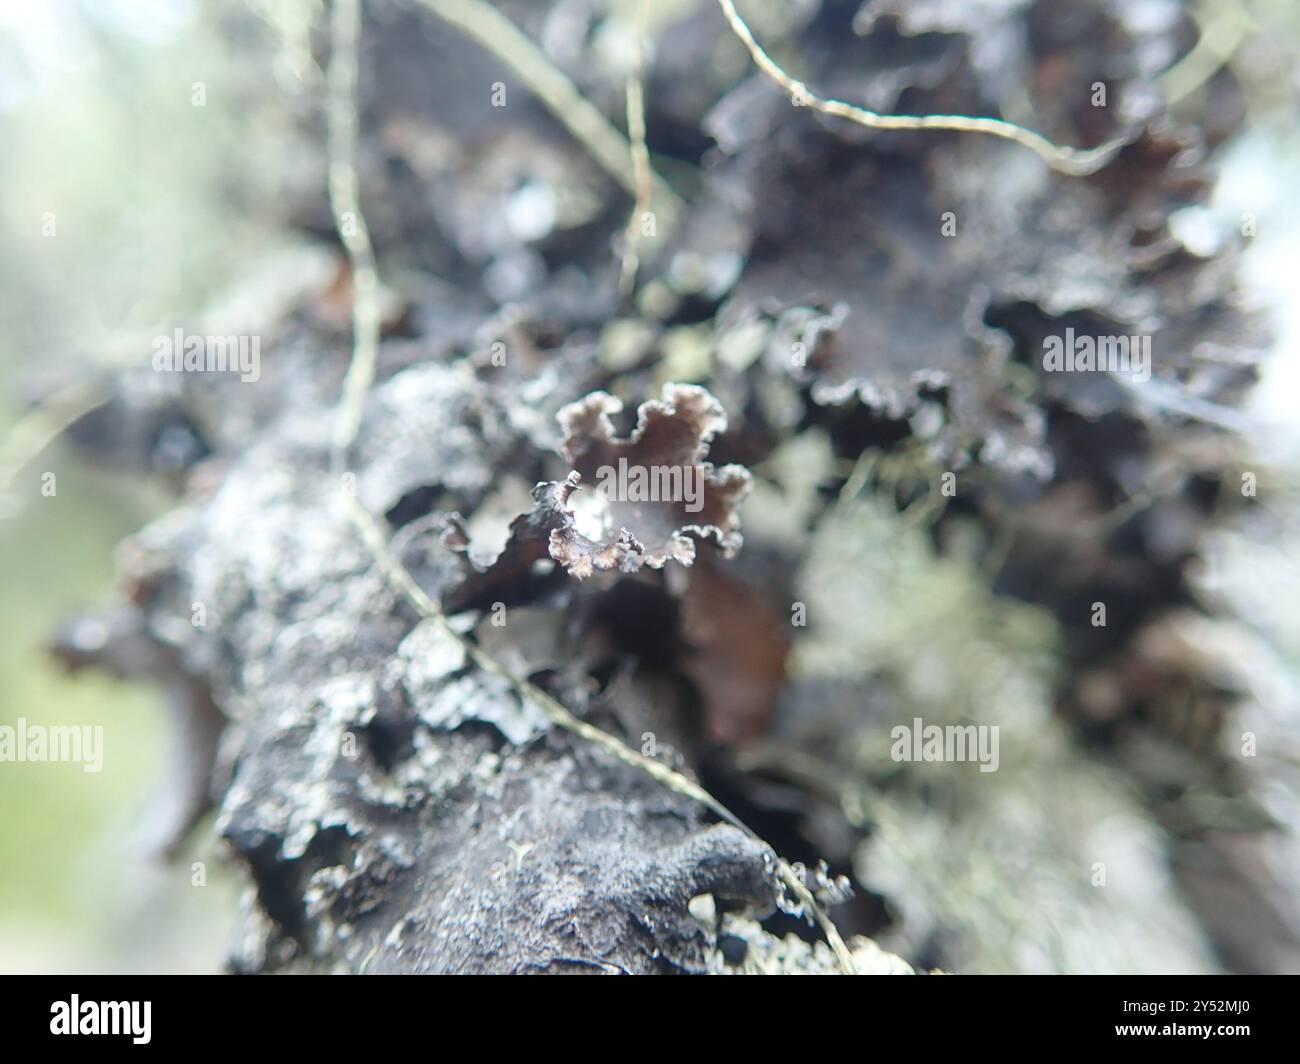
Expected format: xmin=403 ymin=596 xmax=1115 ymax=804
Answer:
xmin=325 ymin=0 xmax=855 ymax=974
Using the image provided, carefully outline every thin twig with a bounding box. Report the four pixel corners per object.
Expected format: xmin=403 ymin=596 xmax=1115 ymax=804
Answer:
xmin=619 ymin=1 xmax=653 ymax=295
xmin=716 ymin=0 xmax=1126 ymax=175
xmin=1158 ymin=1 xmax=1254 ymax=107
xmin=0 ymin=376 xmax=114 ymax=497
xmin=415 ymin=0 xmax=682 ymax=229
xmin=327 ymin=0 xmax=380 ymax=471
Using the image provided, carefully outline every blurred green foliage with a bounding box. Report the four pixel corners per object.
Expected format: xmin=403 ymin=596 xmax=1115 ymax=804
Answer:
xmin=0 ymin=2 xmax=288 ymax=971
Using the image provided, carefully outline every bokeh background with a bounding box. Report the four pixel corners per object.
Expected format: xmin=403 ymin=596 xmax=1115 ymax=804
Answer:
xmin=0 ymin=0 xmax=285 ymax=971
